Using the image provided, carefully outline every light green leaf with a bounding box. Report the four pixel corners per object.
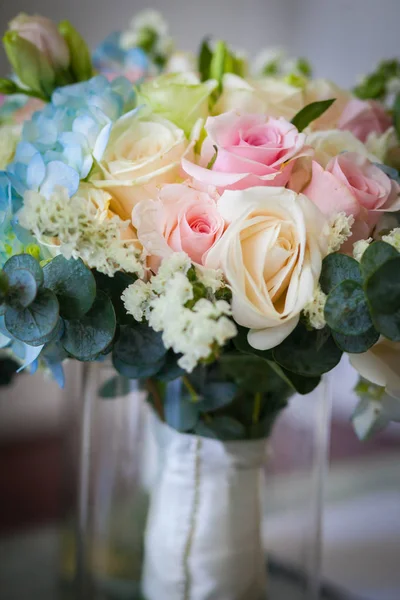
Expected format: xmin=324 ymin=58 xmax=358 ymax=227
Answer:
xmin=291 ymin=98 xmax=336 ymax=132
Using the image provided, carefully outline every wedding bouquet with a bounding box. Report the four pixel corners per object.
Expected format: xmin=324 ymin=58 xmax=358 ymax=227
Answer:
xmin=1 ymin=9 xmax=400 ymax=443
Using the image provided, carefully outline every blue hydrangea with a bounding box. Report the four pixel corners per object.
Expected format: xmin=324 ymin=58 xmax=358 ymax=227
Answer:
xmin=93 ymin=32 xmax=150 ymax=83
xmin=7 ymin=75 xmax=136 ymax=197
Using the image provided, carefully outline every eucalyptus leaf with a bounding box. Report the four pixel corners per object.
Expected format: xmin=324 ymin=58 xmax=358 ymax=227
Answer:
xmin=320 ymin=253 xmax=362 ymax=295
xmin=112 ymin=323 xmax=167 ymax=379
xmin=324 ymin=280 xmax=372 ymax=335
xmin=5 ymin=289 xmax=59 ymax=344
xmin=291 ymin=98 xmax=336 ymax=132
xmin=364 ymin=257 xmax=400 ymax=314
xmin=273 ymin=323 xmax=342 ymax=377
xmin=360 ymin=241 xmax=399 ymax=282
xmin=6 ymin=268 xmax=38 ymax=308
xmin=197 ymin=381 xmax=237 ymax=412
xmin=62 ymin=291 xmax=116 ymax=360
xmin=332 ymin=327 xmax=380 ymax=354
xmin=43 ymin=255 xmax=96 ymax=319
xmin=196 ymin=416 xmax=246 ymax=441
xmin=3 ymin=253 xmax=43 ymax=287
xmin=371 ymin=310 xmax=400 ymax=342
xmin=99 ymin=375 xmax=131 ymax=399
xmin=154 ymin=351 xmax=185 ymax=382
xmin=164 ymin=379 xmax=199 ymax=432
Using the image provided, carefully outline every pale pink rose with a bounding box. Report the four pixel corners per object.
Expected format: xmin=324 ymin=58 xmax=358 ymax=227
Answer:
xmin=182 ymin=111 xmax=307 ymax=192
xmin=132 ymin=182 xmax=225 ymax=267
xmin=303 ymin=152 xmax=400 ymax=242
xmin=338 ymin=98 xmax=392 ymax=143
xmin=10 ymin=14 xmax=70 ymax=69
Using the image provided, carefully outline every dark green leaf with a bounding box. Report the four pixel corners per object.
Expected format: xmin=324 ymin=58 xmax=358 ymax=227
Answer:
xmin=27 ymin=317 xmax=65 ymax=347
xmin=58 ymin=20 xmax=93 ymax=82
xmin=325 ymin=280 xmax=373 ymax=335
xmin=198 ymin=38 xmax=212 ymax=81
xmin=332 ymin=327 xmax=380 ymax=353
xmin=291 ymin=98 xmax=336 ymax=132
xmin=197 ymin=381 xmax=237 ymax=412
xmin=5 ymin=288 xmax=59 ymax=344
xmin=360 ymin=241 xmax=399 ymax=281
xmin=154 ymin=351 xmax=185 ymax=381
xmin=164 ymin=379 xmax=199 ymax=432
xmin=62 ymin=291 xmax=116 ymax=360
xmin=99 ymin=375 xmax=131 ymax=399
xmin=320 ymin=253 xmax=362 ymax=295
xmin=6 ymin=268 xmax=37 ymax=308
xmin=112 ymin=323 xmax=167 ymax=379
xmin=94 ymin=271 xmax=137 ymax=324
xmin=365 ymin=257 xmax=400 ymax=314
xmin=43 ymin=255 xmax=96 ymax=319
xmin=3 ymin=253 xmax=43 ymax=287
xmin=196 ymin=416 xmax=246 ymax=441
xmin=371 ymin=310 xmax=400 ymax=342
xmin=233 ymin=326 xmax=274 ymax=361
xmin=273 ymin=323 xmax=342 ymax=377
xmin=393 ymin=92 xmax=400 ymax=140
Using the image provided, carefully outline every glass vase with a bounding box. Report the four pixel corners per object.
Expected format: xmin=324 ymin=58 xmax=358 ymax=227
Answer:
xmin=67 ymin=361 xmax=333 ymax=600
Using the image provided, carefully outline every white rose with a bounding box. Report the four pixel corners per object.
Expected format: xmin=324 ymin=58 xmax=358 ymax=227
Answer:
xmin=306 ymin=129 xmax=379 ymax=168
xmin=365 ymin=127 xmax=398 ymax=163
xmin=213 ymin=74 xmax=304 ymax=121
xmin=93 ymin=107 xmax=191 ymax=219
xmin=303 ymin=79 xmax=351 ymax=130
xmin=206 ymin=187 xmax=329 ymax=350
xmin=349 ymin=337 xmax=400 ymax=399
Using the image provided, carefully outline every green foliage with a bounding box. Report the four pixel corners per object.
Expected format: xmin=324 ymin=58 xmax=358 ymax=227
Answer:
xmin=324 ymin=280 xmax=373 ymax=336
xmin=62 ymin=291 xmax=116 ymax=360
xmin=3 ymin=254 xmax=43 ymax=287
xmin=394 ymin=93 xmax=400 ymax=141
xmin=198 ymin=38 xmax=213 ymax=82
xmin=112 ymin=323 xmax=167 ymax=379
xmin=360 ymin=241 xmax=399 ymax=281
xmin=99 ymin=375 xmax=131 ymax=399
xmin=332 ymin=327 xmax=380 ymax=354
xmin=58 ymin=20 xmax=93 ymax=82
xmin=6 ymin=269 xmax=37 ymax=308
xmin=320 ymin=253 xmax=362 ymax=295
xmin=353 ymin=59 xmax=400 ymax=102
xmin=365 ymin=257 xmax=400 ymax=314
xmin=198 ymin=38 xmax=245 ymax=88
xmin=5 ymin=288 xmax=59 ymax=344
xmin=164 ymin=380 xmax=199 ymax=432
xmin=43 ymin=255 xmax=96 ymax=319
xmin=195 ymin=416 xmax=246 ymax=441
xmin=273 ymin=323 xmax=342 ymax=377
xmin=291 ymin=99 xmax=336 ymax=132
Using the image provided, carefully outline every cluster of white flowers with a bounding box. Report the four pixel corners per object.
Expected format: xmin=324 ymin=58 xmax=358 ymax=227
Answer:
xmin=328 ymin=212 xmax=355 ymax=253
xmin=120 ymin=9 xmax=174 ymax=58
xmin=303 ymin=285 xmax=327 ymax=330
xmin=20 ymin=186 xmax=144 ymax=277
xmin=353 ymin=238 xmax=372 ymax=262
xmin=382 ymin=228 xmax=400 ymax=252
xmin=122 ymin=253 xmax=237 ymax=372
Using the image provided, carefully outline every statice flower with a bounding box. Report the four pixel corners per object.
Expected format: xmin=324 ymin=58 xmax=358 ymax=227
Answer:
xmin=93 ymin=32 xmax=149 ymax=82
xmin=122 ymin=253 xmax=237 ymax=372
xmin=8 ymin=76 xmax=136 ymax=196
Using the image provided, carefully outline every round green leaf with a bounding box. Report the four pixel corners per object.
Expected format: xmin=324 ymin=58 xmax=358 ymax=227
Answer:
xmin=7 ymin=268 xmax=38 ymax=308
xmin=332 ymin=327 xmax=379 ymax=353
xmin=62 ymin=291 xmax=116 ymax=360
xmin=371 ymin=310 xmax=400 ymax=342
xmin=365 ymin=257 xmax=400 ymax=314
xmin=320 ymin=253 xmax=362 ymax=295
xmin=112 ymin=323 xmax=167 ymax=379
xmin=360 ymin=241 xmax=399 ymax=281
xmin=43 ymin=255 xmax=96 ymax=319
xmin=164 ymin=380 xmax=200 ymax=432
xmin=99 ymin=375 xmax=131 ymax=399
xmin=324 ymin=280 xmax=372 ymax=335
xmin=197 ymin=382 xmax=237 ymax=412
xmin=196 ymin=416 xmax=246 ymax=441
xmin=272 ymin=323 xmax=342 ymax=377
xmin=3 ymin=254 xmax=43 ymax=287
xmin=5 ymin=289 xmax=59 ymax=344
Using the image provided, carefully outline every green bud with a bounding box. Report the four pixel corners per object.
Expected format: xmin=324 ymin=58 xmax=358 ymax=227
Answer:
xmin=0 ymin=78 xmax=18 ymax=95
xmin=58 ymin=21 xmax=93 ymax=83
xmin=3 ymin=31 xmax=54 ymax=98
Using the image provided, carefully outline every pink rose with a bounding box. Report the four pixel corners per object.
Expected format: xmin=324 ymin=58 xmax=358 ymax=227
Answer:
xmin=338 ymin=98 xmax=392 ymax=143
xmin=182 ymin=111 xmax=307 ymax=192
xmin=132 ymin=182 xmax=225 ymax=267
xmin=303 ymin=152 xmax=400 ymax=242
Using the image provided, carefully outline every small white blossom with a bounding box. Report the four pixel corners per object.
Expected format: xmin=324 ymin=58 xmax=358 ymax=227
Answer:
xmin=195 ymin=265 xmax=224 ymax=293
xmin=121 ymin=280 xmax=153 ymax=321
xmin=353 ymin=238 xmax=372 ymax=262
xmin=382 ymin=228 xmax=400 ymax=252
xmin=328 ymin=212 xmax=355 ymax=253
xmin=120 ymin=9 xmax=173 ymax=57
xmin=303 ymin=285 xmax=327 ymax=330
xmin=20 ymin=185 xmax=144 ymax=277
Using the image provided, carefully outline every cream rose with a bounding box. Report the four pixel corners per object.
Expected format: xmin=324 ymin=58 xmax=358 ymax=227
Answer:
xmin=349 ymin=337 xmax=400 ymax=399
xmin=206 ymin=186 xmax=329 ymax=350
xmin=93 ymin=107 xmax=191 ymax=219
xmin=303 ymin=79 xmax=351 ymax=131
xmin=306 ymin=129 xmax=379 ymax=168
xmin=213 ymin=74 xmax=304 ymax=121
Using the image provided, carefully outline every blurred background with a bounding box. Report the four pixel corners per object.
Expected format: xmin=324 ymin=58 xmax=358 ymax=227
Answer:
xmin=1 ymin=1 xmax=400 ymax=599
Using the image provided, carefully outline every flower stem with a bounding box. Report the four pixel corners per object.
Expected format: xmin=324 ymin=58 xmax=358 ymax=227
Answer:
xmin=182 ymin=375 xmax=199 ymax=403
xmin=252 ymin=392 xmax=262 ymax=424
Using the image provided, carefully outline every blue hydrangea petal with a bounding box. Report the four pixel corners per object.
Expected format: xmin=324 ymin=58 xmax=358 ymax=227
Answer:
xmin=40 ymin=161 xmax=80 ymax=198
xmin=16 ymin=343 xmax=44 ymax=373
